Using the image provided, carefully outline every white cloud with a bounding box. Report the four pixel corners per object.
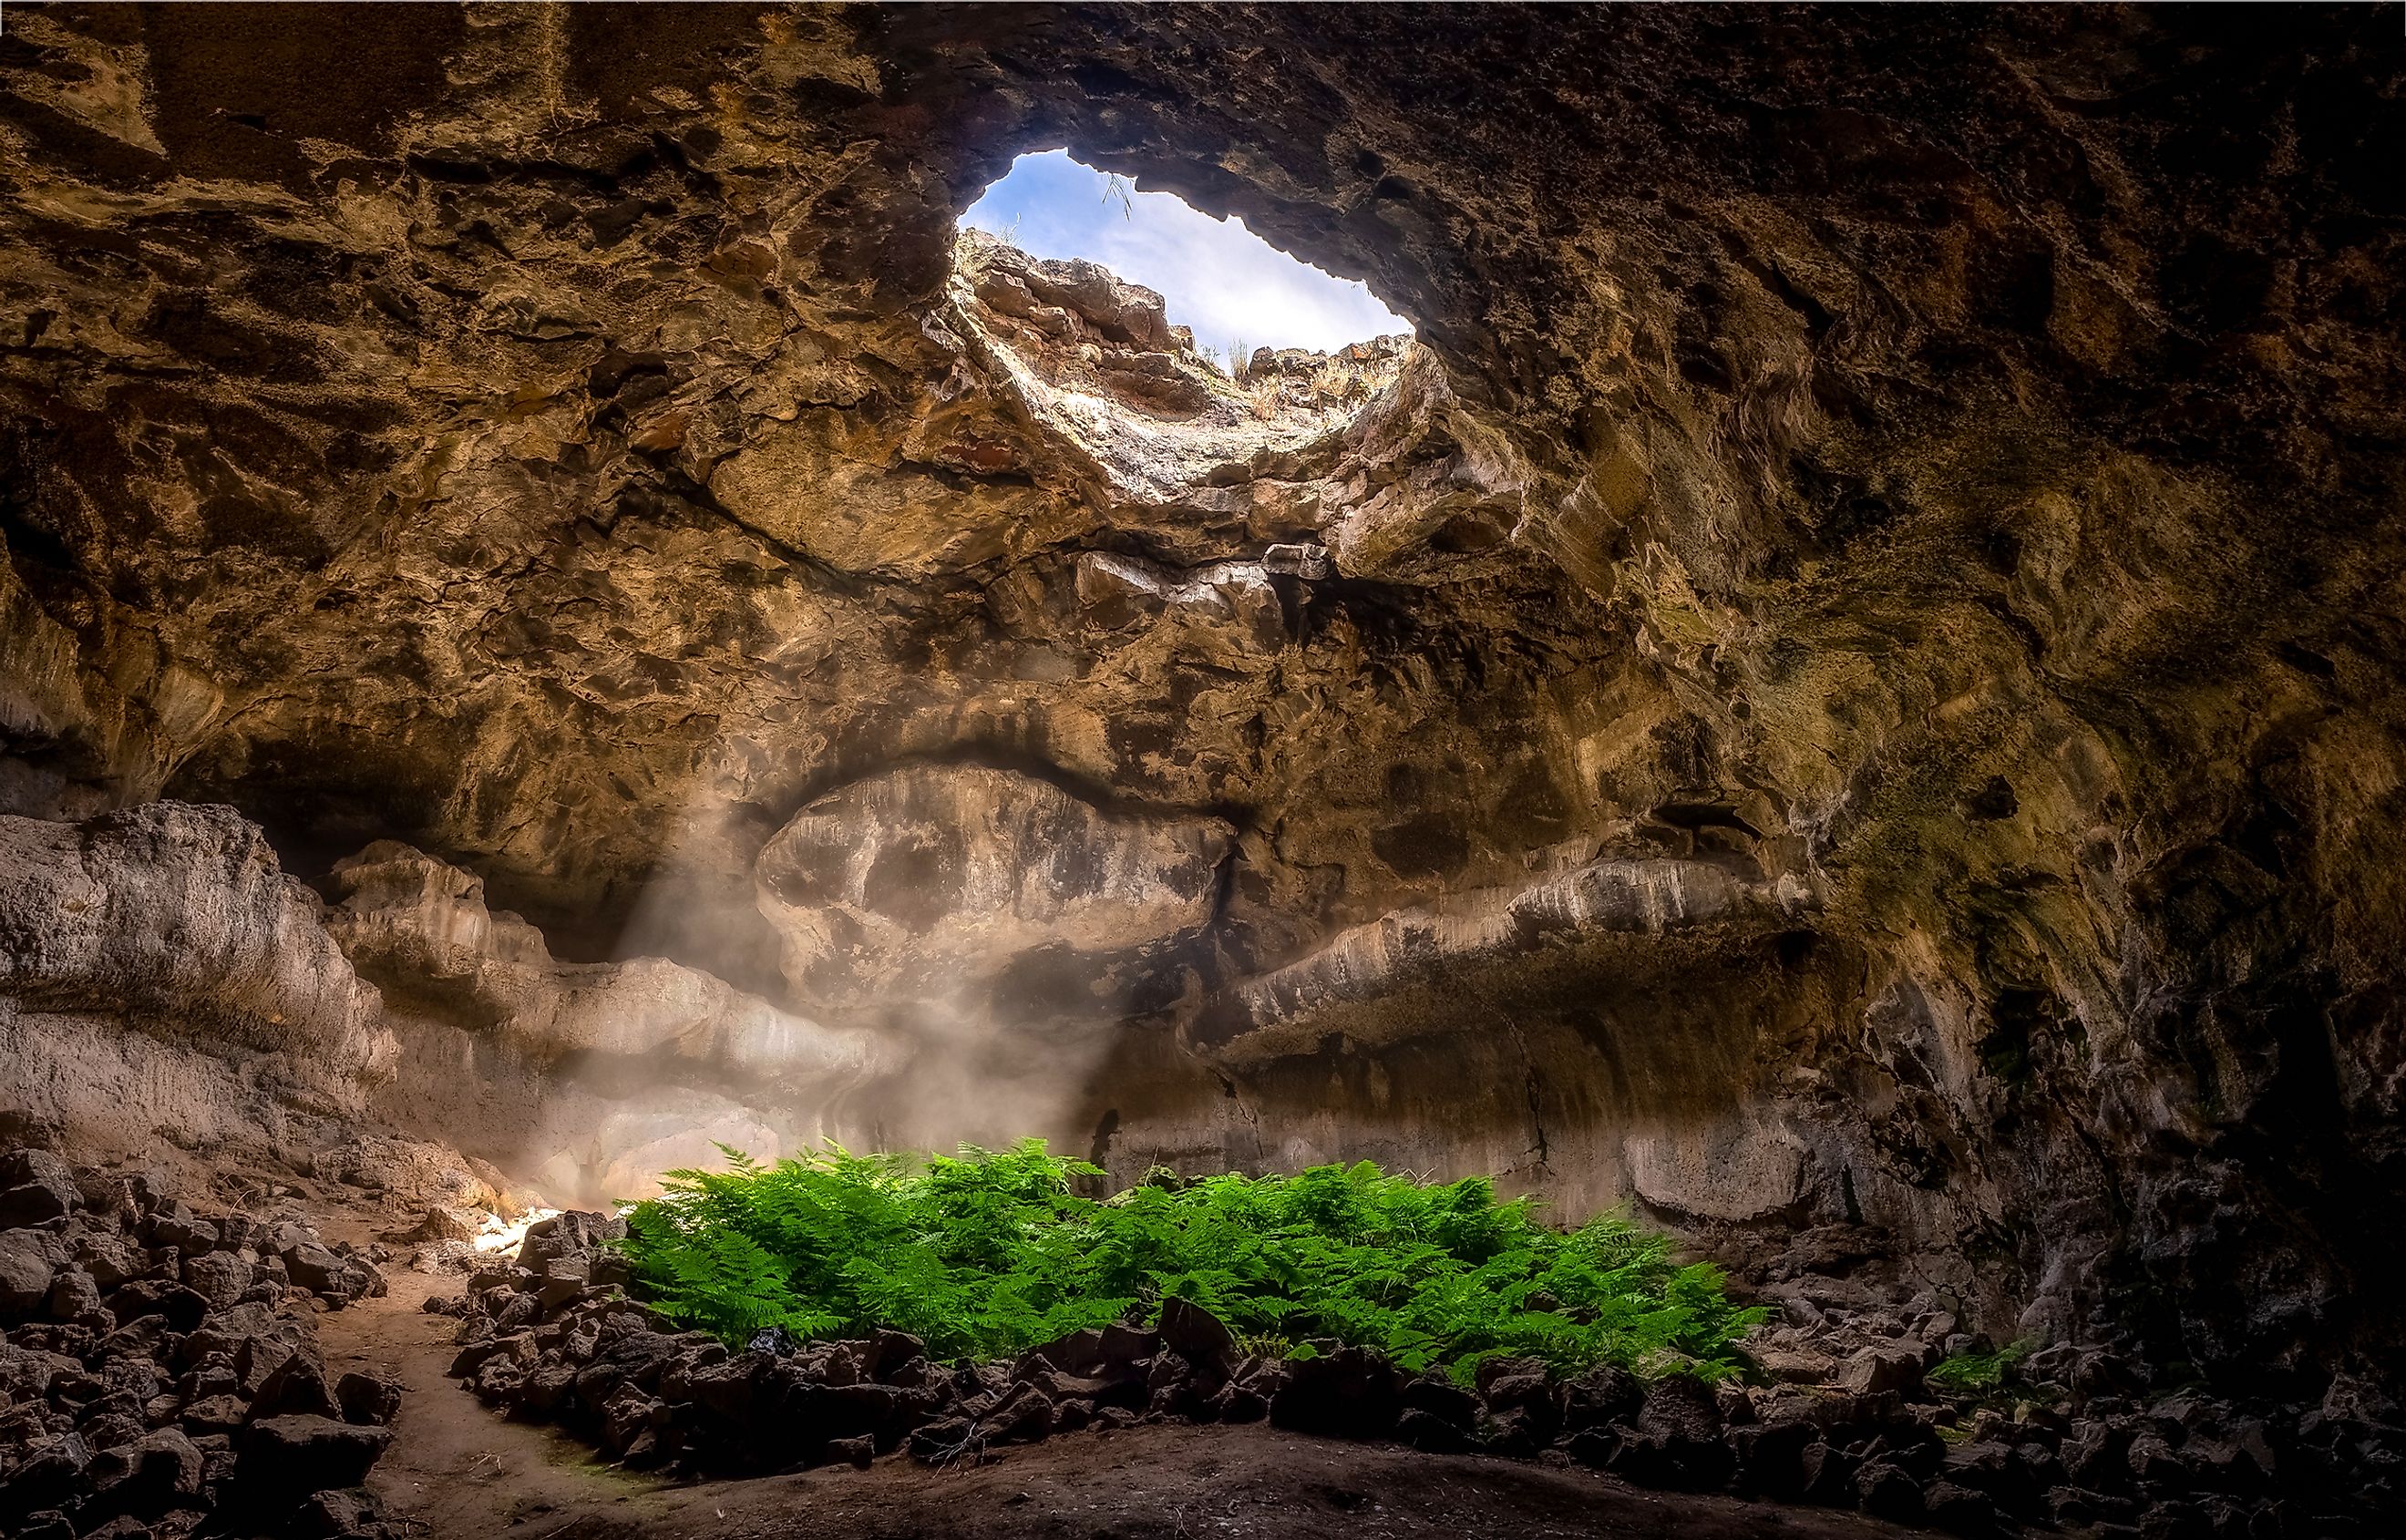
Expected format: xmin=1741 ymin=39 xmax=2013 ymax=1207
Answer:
xmin=961 ymin=150 xmax=1410 ymax=362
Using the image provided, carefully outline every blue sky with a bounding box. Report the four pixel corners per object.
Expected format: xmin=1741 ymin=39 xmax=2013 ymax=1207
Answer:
xmin=960 ymin=150 xmax=1411 ymax=364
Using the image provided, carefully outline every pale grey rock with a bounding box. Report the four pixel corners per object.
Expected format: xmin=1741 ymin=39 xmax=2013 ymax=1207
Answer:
xmin=754 ymin=763 xmax=1232 ymax=1011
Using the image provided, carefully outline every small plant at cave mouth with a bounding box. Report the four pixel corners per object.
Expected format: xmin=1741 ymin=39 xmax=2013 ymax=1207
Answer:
xmin=614 ymin=1141 xmax=1765 ymax=1385
xmin=1927 ymin=1338 xmax=2033 ymax=1397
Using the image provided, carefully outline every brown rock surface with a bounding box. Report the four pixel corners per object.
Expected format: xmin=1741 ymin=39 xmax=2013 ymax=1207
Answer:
xmin=0 ymin=3 xmax=2399 ymax=1401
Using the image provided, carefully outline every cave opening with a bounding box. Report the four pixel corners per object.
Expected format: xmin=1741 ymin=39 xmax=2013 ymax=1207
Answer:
xmin=957 ymin=148 xmax=1413 ymax=375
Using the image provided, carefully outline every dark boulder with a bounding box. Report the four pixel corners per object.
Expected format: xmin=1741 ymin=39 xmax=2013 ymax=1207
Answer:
xmin=2066 ymin=1420 xmax=2138 ymax=1493
xmin=180 ymin=1252 xmax=250 ymax=1311
xmin=147 ymin=1206 xmax=219 ymax=1256
xmin=447 ymin=1332 xmax=530 ymax=1381
xmin=1019 ymin=1329 xmax=1105 ymax=1379
xmin=106 ymin=1283 xmax=210 ymax=1334
xmin=907 ymin=1416 xmax=973 ymax=1464
xmin=867 ymin=1329 xmax=927 ymax=1382
xmin=1476 ymin=1360 xmax=1561 ymax=1445
xmin=1856 ymin=1456 xmax=1928 ymax=1523
xmin=1397 ymin=1405 xmax=1475 ymax=1453
xmin=0 ymin=1182 xmax=74 ymax=1230
xmin=1635 ymin=1374 xmax=1724 ymax=1443
xmin=515 ymin=1212 xmax=623 ymax=1273
xmin=1563 ymin=1426 xmax=1621 ymax=1467
xmin=0 ymin=1433 xmax=92 ymax=1524
xmin=82 ymin=1427 xmax=203 ymax=1523
xmin=0 ymin=1234 xmax=57 ymax=1315
xmin=986 ymin=1384 xmax=1057 ymax=1444
xmin=334 ymin=1370 xmax=403 ymax=1426
xmin=1156 ymin=1299 xmax=1238 ymax=1376
xmin=1208 ymin=1383 xmax=1270 ymax=1424
xmin=287 ymin=1488 xmax=381 ymax=1540
xmin=823 ymin=1381 xmax=919 ymax=1449
xmin=1922 ymin=1478 xmax=2004 ymax=1537
xmin=1099 ymin=1323 xmax=1160 ymax=1369
xmin=1729 ymin=1419 xmax=1816 ymax=1498
xmin=235 ymin=1415 xmax=392 ymax=1506
xmin=1402 ymin=1372 xmax=1479 ymax=1432
xmin=253 ymin=1353 xmax=340 ymax=1420
xmin=1267 ymin=1346 xmax=1402 ymax=1439
xmin=44 ymin=1268 xmax=100 ymax=1322
xmin=684 ymin=1353 xmax=772 ymax=1423
xmin=1799 ymin=1441 xmax=1859 ymax=1505
xmin=1608 ymin=1428 xmax=1733 ymax=1493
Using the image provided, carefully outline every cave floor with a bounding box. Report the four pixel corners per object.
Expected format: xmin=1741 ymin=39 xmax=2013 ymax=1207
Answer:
xmin=320 ymin=1268 xmax=1920 ymax=1540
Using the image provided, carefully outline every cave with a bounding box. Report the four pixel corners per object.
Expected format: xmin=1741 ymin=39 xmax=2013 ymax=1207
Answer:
xmin=1 ymin=5 xmax=2401 ymax=1538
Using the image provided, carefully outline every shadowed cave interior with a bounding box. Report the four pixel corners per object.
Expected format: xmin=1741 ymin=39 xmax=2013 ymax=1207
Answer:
xmin=0 ymin=5 xmax=2402 ymax=1538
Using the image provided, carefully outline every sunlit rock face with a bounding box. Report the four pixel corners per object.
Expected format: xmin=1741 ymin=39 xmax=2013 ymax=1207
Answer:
xmin=0 ymin=5 xmax=2401 ymax=1392
xmin=755 ymin=764 xmax=1231 ymax=1015
xmin=0 ymin=803 xmax=393 ymax=1155
xmin=326 ymin=841 xmax=887 ymax=1205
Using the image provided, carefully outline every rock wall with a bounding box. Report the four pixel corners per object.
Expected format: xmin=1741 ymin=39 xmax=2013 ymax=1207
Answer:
xmin=0 ymin=804 xmax=393 ymax=1159
xmin=324 ymin=840 xmax=889 ymax=1205
xmin=0 ymin=5 xmax=2401 ymax=1393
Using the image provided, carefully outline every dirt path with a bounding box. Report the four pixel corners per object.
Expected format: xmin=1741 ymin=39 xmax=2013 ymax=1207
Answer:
xmin=318 ymin=1269 xmax=1916 ymax=1540
xmin=318 ymin=1268 xmax=678 ymax=1537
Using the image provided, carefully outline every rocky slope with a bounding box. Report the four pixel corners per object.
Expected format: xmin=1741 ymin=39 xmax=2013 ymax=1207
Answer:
xmin=0 ymin=1 xmax=2401 ymax=1412
xmin=0 ymin=1152 xmax=408 ymax=1540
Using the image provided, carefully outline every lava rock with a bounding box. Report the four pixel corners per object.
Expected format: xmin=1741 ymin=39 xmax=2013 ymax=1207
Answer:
xmin=1396 ymin=1405 xmax=1475 ymax=1453
xmin=0 ymin=1433 xmax=92 ymax=1524
xmin=83 ymin=1427 xmax=204 ymax=1523
xmin=1157 ymin=1299 xmax=1238 ymax=1375
xmin=1402 ymin=1371 xmax=1479 ymax=1432
xmin=1856 ymin=1456 xmax=1927 ymax=1523
xmin=1561 ymin=1362 xmax=1646 ymax=1432
xmin=181 ymin=1251 xmax=252 ymax=1311
xmin=1798 ymin=1441 xmax=1859 ymax=1505
xmin=0 ymin=1152 xmax=78 ymax=1228
xmin=1607 ymin=1427 xmax=1733 ymax=1493
xmin=75 ymin=1236 xmax=141 ymax=1290
xmin=1636 ymin=1374 xmax=1724 ymax=1443
xmin=235 ymin=1415 xmax=393 ymax=1505
xmin=147 ymin=1206 xmax=219 ymax=1255
xmin=0 ymin=1230 xmax=57 ymax=1313
xmin=1729 ymin=1419 xmax=1816 ymax=1498
xmin=1839 ymin=1345 xmax=1926 ymax=1397
xmin=1921 ymin=1478 xmax=2003 ymax=1537
xmin=1267 ymin=1346 xmax=1403 ymax=1440
xmin=287 ymin=1487 xmax=380 ymax=1540
xmin=1475 ymin=1357 xmax=1562 ymax=1443
xmin=44 ymin=1267 xmax=100 ymax=1322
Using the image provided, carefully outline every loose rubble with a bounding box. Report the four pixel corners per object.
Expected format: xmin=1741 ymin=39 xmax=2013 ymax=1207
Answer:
xmin=443 ymin=1210 xmax=2402 ymax=1538
xmin=0 ymin=1147 xmax=406 ymax=1540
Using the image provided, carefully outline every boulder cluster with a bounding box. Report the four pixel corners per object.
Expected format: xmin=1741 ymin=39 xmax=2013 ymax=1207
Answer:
xmin=1730 ymin=1247 xmax=2402 ymax=1537
xmin=0 ymin=1149 xmax=405 ymax=1540
xmin=445 ymin=1211 xmax=2401 ymax=1538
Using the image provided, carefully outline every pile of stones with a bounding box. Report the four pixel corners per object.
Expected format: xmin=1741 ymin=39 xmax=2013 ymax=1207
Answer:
xmin=0 ymin=1149 xmax=405 ymax=1539
xmin=445 ymin=1211 xmax=2400 ymax=1537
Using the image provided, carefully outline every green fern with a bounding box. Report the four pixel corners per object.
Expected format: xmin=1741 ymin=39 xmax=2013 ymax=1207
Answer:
xmin=614 ymin=1142 xmax=1765 ymax=1382
xmin=1928 ymin=1339 xmax=2032 ymax=1396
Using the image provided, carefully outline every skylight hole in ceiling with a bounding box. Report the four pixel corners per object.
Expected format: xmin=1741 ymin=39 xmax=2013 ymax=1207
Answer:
xmin=959 ymin=149 xmax=1412 ymax=372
